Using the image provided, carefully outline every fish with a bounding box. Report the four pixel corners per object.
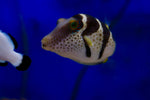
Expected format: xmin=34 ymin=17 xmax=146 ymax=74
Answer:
xmin=0 ymin=30 xmax=31 ymax=71
xmin=41 ymin=14 xmax=116 ymax=65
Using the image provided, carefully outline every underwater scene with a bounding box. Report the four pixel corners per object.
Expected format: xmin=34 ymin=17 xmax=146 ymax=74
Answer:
xmin=0 ymin=0 xmax=150 ymax=100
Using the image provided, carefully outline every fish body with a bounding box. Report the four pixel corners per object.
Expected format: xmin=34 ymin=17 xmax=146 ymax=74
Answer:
xmin=42 ymin=14 xmax=116 ymax=65
xmin=0 ymin=30 xmax=31 ymax=71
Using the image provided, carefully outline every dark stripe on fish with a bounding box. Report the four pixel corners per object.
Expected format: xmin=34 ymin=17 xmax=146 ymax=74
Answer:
xmin=98 ymin=22 xmax=110 ymax=59
xmin=81 ymin=14 xmax=100 ymax=57
xmin=83 ymin=39 xmax=91 ymax=57
xmin=82 ymin=14 xmax=99 ymax=36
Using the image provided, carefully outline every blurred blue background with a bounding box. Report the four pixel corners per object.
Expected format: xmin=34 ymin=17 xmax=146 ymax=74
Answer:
xmin=0 ymin=0 xmax=150 ymax=100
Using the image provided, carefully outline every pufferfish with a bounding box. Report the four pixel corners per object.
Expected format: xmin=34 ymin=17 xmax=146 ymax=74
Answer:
xmin=41 ymin=14 xmax=116 ymax=65
xmin=0 ymin=30 xmax=31 ymax=71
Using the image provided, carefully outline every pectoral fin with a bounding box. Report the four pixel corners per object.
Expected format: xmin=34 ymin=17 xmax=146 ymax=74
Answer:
xmin=83 ymin=36 xmax=93 ymax=47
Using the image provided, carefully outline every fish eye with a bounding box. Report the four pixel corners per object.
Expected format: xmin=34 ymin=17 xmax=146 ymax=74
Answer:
xmin=70 ymin=20 xmax=79 ymax=30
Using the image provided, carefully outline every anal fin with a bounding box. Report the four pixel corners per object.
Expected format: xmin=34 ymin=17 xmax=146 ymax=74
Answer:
xmin=0 ymin=60 xmax=8 ymax=66
xmin=102 ymin=58 xmax=108 ymax=63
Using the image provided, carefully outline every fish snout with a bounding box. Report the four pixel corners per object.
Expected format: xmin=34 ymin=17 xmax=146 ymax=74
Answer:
xmin=41 ymin=36 xmax=51 ymax=50
xmin=57 ymin=18 xmax=67 ymax=24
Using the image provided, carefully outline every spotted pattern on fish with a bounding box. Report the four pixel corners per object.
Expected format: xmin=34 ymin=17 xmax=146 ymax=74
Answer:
xmin=41 ymin=14 xmax=116 ymax=65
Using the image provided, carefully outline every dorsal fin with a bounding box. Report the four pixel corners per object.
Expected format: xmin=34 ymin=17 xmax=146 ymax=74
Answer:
xmin=7 ymin=33 xmax=18 ymax=49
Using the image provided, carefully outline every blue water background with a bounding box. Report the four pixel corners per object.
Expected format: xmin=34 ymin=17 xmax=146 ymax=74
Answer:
xmin=0 ymin=0 xmax=150 ymax=100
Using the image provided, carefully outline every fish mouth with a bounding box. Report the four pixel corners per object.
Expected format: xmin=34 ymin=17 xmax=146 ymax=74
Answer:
xmin=41 ymin=42 xmax=47 ymax=50
xmin=41 ymin=36 xmax=52 ymax=51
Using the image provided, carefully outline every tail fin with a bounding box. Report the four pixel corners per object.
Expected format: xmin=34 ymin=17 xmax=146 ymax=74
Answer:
xmin=16 ymin=55 xmax=31 ymax=71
